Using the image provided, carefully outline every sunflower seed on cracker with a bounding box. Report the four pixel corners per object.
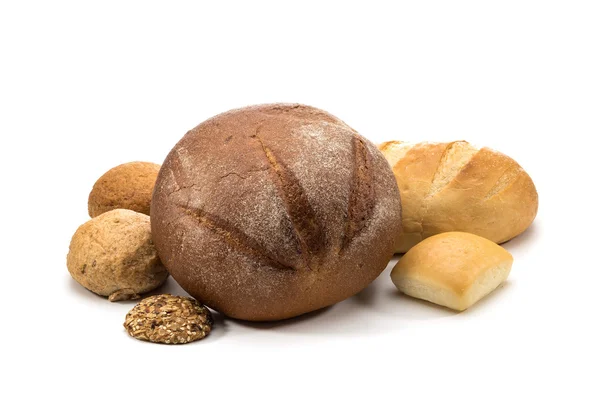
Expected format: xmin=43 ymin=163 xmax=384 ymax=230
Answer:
xmin=124 ymin=294 xmax=213 ymax=344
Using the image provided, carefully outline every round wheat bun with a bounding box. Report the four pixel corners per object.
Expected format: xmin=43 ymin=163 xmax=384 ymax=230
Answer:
xmin=67 ymin=209 xmax=169 ymax=301
xmin=88 ymin=161 xmax=161 ymax=217
xmin=151 ymin=103 xmax=402 ymax=321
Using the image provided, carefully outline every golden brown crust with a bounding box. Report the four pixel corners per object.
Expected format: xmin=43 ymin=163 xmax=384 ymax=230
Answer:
xmin=88 ymin=162 xmax=161 ymax=217
xmin=151 ymin=104 xmax=402 ymax=321
xmin=390 ymin=232 xmax=513 ymax=310
xmin=378 ymin=141 xmax=538 ymax=253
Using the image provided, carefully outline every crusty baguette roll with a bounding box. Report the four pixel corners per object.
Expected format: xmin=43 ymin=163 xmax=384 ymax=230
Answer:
xmin=379 ymin=140 xmax=538 ymax=253
xmin=390 ymin=232 xmax=513 ymax=311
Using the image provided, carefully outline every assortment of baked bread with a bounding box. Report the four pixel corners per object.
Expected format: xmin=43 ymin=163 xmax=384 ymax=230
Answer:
xmin=66 ymin=104 xmax=538 ymax=340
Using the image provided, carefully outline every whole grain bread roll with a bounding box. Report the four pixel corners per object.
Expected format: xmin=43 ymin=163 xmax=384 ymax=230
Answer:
xmin=88 ymin=162 xmax=160 ymax=217
xmin=379 ymin=141 xmax=538 ymax=253
xmin=67 ymin=209 xmax=168 ymax=301
xmin=151 ymin=104 xmax=402 ymax=321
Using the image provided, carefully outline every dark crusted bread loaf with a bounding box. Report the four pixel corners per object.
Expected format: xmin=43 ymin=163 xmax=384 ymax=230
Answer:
xmin=151 ymin=104 xmax=402 ymax=321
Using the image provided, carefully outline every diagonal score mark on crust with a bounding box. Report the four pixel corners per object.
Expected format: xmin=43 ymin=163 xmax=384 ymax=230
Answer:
xmin=378 ymin=141 xmax=396 ymax=153
xmin=484 ymin=165 xmax=522 ymax=200
xmin=177 ymin=204 xmax=296 ymax=271
xmin=167 ymin=147 xmax=193 ymax=194
xmin=251 ymin=130 xmax=326 ymax=267
xmin=416 ymin=141 xmax=478 ymax=240
xmin=380 ymin=141 xmax=415 ymax=169
xmin=426 ymin=141 xmax=479 ymax=199
xmin=169 ymin=158 xmax=184 ymax=192
xmin=340 ymin=135 xmax=375 ymax=251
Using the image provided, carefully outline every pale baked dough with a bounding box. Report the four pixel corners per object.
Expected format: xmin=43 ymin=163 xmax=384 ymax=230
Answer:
xmin=390 ymin=232 xmax=513 ymax=311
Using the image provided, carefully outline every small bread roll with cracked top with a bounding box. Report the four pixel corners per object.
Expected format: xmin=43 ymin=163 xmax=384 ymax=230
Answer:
xmin=378 ymin=140 xmax=538 ymax=253
xmin=391 ymin=232 xmax=512 ymax=311
xmin=67 ymin=209 xmax=169 ymax=301
xmin=88 ymin=161 xmax=161 ymax=217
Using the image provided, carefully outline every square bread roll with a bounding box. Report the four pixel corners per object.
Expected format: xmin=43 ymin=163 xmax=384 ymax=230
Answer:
xmin=390 ymin=232 xmax=513 ymax=311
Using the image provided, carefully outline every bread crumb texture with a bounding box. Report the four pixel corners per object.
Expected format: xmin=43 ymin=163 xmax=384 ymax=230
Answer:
xmin=66 ymin=209 xmax=168 ymax=300
xmin=391 ymin=232 xmax=513 ymax=311
xmin=124 ymin=294 xmax=213 ymax=344
xmin=88 ymin=161 xmax=161 ymax=217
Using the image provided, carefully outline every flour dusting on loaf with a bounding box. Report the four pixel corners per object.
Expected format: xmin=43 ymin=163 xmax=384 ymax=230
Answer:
xmin=151 ymin=104 xmax=403 ymax=321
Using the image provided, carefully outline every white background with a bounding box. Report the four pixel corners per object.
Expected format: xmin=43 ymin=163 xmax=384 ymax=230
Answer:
xmin=1 ymin=1 xmax=598 ymax=399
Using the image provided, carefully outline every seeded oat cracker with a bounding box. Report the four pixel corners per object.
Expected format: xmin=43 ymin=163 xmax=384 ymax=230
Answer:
xmin=124 ymin=294 xmax=213 ymax=344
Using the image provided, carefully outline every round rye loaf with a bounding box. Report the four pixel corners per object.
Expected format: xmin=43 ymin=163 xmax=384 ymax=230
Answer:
xmin=151 ymin=104 xmax=402 ymax=321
